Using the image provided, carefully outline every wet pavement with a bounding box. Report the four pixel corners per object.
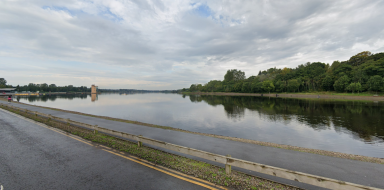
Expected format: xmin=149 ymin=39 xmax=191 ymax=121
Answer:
xmin=2 ymin=102 xmax=384 ymax=190
xmin=0 ymin=107 xmax=210 ymax=190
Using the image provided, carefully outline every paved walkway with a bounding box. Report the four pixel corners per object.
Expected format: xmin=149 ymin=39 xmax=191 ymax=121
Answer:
xmin=3 ymin=102 xmax=384 ymax=189
xmin=0 ymin=107 xmax=220 ymax=190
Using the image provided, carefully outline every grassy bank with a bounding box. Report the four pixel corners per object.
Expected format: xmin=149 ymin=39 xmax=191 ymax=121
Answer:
xmin=182 ymin=91 xmax=383 ymax=96
xmin=0 ymin=104 xmax=299 ymax=190
xmin=181 ymin=91 xmax=384 ymax=101
xmin=276 ymin=91 xmax=383 ymax=96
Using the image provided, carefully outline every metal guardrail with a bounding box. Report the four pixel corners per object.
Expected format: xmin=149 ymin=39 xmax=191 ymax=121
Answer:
xmin=2 ymin=104 xmax=382 ymax=190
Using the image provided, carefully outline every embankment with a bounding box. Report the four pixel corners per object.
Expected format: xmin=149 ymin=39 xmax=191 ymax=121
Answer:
xmin=184 ymin=92 xmax=384 ymax=101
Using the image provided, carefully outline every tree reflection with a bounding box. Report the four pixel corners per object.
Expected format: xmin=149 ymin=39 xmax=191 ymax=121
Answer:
xmin=18 ymin=94 xmax=88 ymax=103
xmin=187 ymin=95 xmax=384 ymax=142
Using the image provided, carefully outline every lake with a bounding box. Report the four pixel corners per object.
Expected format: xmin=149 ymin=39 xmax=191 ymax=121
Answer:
xmin=15 ymin=93 xmax=384 ymax=158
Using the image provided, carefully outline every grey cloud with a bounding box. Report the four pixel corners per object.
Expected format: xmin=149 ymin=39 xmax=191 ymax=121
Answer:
xmin=1 ymin=0 xmax=384 ymax=89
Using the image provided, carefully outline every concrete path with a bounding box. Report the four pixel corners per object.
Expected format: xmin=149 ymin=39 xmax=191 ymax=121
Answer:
xmin=3 ymin=102 xmax=384 ymax=190
xmin=0 ymin=107 xmax=219 ymax=190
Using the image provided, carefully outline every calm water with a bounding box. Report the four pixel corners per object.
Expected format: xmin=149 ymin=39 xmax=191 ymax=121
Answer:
xmin=16 ymin=93 xmax=384 ymax=158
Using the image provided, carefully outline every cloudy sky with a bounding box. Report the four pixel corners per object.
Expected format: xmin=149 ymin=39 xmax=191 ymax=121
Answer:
xmin=1 ymin=0 xmax=384 ymax=89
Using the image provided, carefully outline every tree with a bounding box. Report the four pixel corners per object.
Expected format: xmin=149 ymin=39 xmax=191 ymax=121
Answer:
xmin=356 ymin=82 xmax=362 ymax=94
xmin=346 ymin=83 xmax=357 ymax=94
xmin=189 ymin=84 xmax=197 ymax=92
xmin=322 ymin=75 xmax=333 ymax=91
xmin=348 ymin=51 xmax=372 ymax=66
xmin=353 ymin=68 xmax=366 ymax=83
xmin=196 ymin=84 xmax=203 ymax=92
xmin=224 ymin=69 xmax=245 ymax=82
xmin=274 ymin=80 xmax=284 ymax=92
xmin=40 ymin=83 xmax=48 ymax=92
xmin=224 ymin=70 xmax=234 ymax=81
xmin=368 ymin=75 xmax=383 ymax=94
xmin=241 ymin=82 xmax=250 ymax=92
xmin=361 ymin=58 xmax=384 ymax=76
xmin=0 ymin=78 xmax=6 ymax=87
xmin=262 ymin=80 xmax=275 ymax=94
xmin=333 ymin=75 xmax=350 ymax=92
xmin=287 ymin=79 xmax=300 ymax=92
xmin=251 ymin=81 xmax=262 ymax=92
xmin=28 ymin=83 xmax=37 ymax=92
xmin=49 ymin=84 xmax=57 ymax=92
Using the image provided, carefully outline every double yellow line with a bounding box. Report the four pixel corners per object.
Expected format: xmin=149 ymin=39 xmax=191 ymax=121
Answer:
xmin=0 ymin=107 xmax=226 ymax=190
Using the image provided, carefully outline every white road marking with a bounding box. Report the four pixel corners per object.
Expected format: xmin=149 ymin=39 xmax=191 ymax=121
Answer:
xmin=1 ymin=184 xmax=4 ymax=190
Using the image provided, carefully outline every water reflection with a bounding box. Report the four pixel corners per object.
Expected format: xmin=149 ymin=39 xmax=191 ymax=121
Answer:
xmin=15 ymin=93 xmax=384 ymax=157
xmin=17 ymin=94 xmax=89 ymax=102
xmin=91 ymin=94 xmax=98 ymax=102
xmin=188 ymin=95 xmax=384 ymax=143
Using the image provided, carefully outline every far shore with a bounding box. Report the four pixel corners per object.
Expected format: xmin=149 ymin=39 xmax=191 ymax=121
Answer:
xmin=182 ymin=91 xmax=384 ymax=101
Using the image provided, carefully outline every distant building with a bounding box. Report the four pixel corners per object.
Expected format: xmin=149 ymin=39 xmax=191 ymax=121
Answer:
xmin=91 ymin=85 xmax=98 ymax=94
xmin=0 ymin=88 xmax=16 ymax=93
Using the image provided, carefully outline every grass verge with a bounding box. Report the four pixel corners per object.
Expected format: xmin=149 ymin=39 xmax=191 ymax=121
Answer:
xmin=0 ymin=104 xmax=300 ymax=190
xmin=181 ymin=91 xmax=384 ymax=97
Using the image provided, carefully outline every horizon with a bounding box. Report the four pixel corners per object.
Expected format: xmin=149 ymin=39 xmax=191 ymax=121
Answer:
xmin=1 ymin=0 xmax=384 ymax=90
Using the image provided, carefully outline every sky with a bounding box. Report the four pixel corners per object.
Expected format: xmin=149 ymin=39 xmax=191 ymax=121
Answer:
xmin=1 ymin=0 xmax=384 ymax=90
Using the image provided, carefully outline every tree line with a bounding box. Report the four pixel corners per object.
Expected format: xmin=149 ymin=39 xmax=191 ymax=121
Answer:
xmin=184 ymin=51 xmax=384 ymax=94
xmin=0 ymin=78 xmax=90 ymax=93
xmin=17 ymin=83 xmax=89 ymax=93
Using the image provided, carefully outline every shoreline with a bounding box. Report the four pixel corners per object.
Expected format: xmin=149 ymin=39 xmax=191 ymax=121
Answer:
xmin=2 ymin=98 xmax=383 ymax=165
xmin=182 ymin=92 xmax=384 ymax=101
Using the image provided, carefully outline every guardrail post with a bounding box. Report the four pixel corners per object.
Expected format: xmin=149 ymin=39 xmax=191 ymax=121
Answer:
xmin=226 ymin=154 xmax=232 ymax=175
xmin=137 ymin=135 xmax=143 ymax=147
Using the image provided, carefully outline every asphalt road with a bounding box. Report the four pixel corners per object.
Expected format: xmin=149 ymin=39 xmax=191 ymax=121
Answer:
xmin=0 ymin=107 xmax=216 ymax=190
xmin=3 ymin=102 xmax=384 ymax=189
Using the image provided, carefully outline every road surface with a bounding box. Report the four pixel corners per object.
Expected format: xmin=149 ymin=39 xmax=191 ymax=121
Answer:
xmin=0 ymin=107 xmax=222 ymax=190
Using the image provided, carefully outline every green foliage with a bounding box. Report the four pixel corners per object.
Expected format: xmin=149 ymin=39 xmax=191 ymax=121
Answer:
xmin=356 ymin=82 xmax=362 ymax=93
xmin=322 ymin=75 xmax=334 ymax=91
xmin=186 ymin=51 xmax=384 ymax=94
xmin=345 ymin=82 xmax=363 ymax=94
xmin=251 ymin=81 xmax=263 ymax=92
xmin=0 ymin=78 xmax=7 ymax=86
xmin=224 ymin=69 xmax=245 ymax=82
xmin=274 ymin=80 xmax=284 ymax=92
xmin=16 ymin=83 xmax=89 ymax=93
xmin=189 ymin=84 xmax=198 ymax=92
xmin=0 ymin=78 xmax=7 ymax=88
xmin=241 ymin=82 xmax=250 ymax=92
xmin=361 ymin=58 xmax=384 ymax=76
xmin=287 ymin=79 xmax=300 ymax=92
xmin=233 ymin=82 xmax=243 ymax=92
xmin=262 ymin=80 xmax=275 ymax=93
xmin=368 ymin=75 xmax=383 ymax=94
xmin=346 ymin=83 xmax=357 ymax=93
xmin=348 ymin=51 xmax=372 ymax=66
xmin=334 ymin=75 xmax=350 ymax=92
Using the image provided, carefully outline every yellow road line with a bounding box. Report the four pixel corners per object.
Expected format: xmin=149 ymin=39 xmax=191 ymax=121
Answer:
xmin=121 ymin=153 xmax=227 ymax=189
xmin=104 ymin=150 xmax=219 ymax=190
xmin=0 ymin=107 xmax=223 ymax=190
